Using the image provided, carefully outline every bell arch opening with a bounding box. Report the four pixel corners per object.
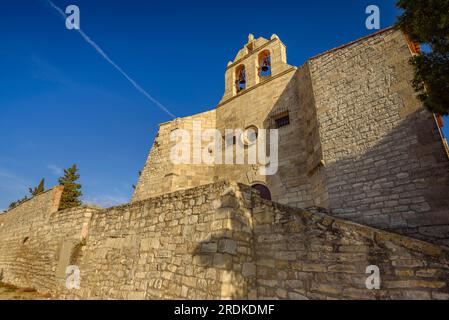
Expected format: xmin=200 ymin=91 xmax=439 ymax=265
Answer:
xmin=258 ymin=50 xmax=271 ymax=79
xmin=235 ymin=65 xmax=246 ymax=93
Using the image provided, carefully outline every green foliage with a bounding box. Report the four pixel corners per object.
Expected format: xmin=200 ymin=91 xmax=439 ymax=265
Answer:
xmin=410 ymin=53 xmax=449 ymax=115
xmin=8 ymin=196 xmax=28 ymax=210
xmin=29 ymin=178 xmax=45 ymax=197
xmin=397 ymin=0 xmax=449 ymax=115
xmin=397 ymin=0 xmax=449 ymax=50
xmin=58 ymin=164 xmax=83 ymax=210
xmin=8 ymin=178 xmax=45 ymax=210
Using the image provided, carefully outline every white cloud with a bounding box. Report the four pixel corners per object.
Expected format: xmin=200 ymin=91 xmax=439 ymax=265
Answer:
xmin=47 ymin=164 xmax=63 ymax=176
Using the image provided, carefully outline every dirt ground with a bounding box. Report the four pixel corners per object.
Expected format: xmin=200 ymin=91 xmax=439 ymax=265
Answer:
xmin=0 ymin=282 xmax=52 ymax=300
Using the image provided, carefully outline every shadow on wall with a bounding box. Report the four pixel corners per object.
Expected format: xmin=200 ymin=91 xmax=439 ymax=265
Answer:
xmin=251 ymin=198 xmax=449 ymax=300
xmin=318 ymin=107 xmax=449 ymax=245
xmin=259 ymin=63 xmax=449 ymax=245
xmin=192 ymin=186 xmax=256 ymax=299
xmin=185 ymin=181 xmax=449 ymax=300
xmin=259 ymin=66 xmax=327 ymax=210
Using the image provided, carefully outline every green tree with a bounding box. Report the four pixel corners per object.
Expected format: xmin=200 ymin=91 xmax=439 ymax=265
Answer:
xmin=58 ymin=164 xmax=83 ymax=210
xmin=8 ymin=196 xmax=28 ymax=210
xmin=397 ymin=0 xmax=449 ymax=115
xmin=8 ymin=178 xmax=45 ymax=210
xmin=29 ymin=178 xmax=45 ymax=197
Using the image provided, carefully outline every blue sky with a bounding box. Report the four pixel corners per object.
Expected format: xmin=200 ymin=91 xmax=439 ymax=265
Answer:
xmin=0 ymin=0 xmax=447 ymax=210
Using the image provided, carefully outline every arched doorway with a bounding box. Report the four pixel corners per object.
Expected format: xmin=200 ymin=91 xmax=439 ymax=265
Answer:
xmin=252 ymin=184 xmax=271 ymax=201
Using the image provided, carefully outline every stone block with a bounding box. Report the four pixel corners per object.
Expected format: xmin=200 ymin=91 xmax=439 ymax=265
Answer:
xmin=201 ymin=242 xmax=218 ymax=253
xmin=218 ymin=239 xmax=237 ymax=255
xmin=213 ymin=253 xmax=233 ymax=269
xmin=242 ymin=263 xmax=256 ymax=277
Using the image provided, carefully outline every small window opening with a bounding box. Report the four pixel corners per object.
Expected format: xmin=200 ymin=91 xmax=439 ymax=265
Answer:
xmin=275 ymin=114 xmax=290 ymax=128
xmin=235 ymin=65 xmax=246 ymax=93
xmin=259 ymin=51 xmax=271 ymax=78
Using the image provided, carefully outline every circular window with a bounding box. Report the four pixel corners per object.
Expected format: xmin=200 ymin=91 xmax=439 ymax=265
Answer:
xmin=241 ymin=126 xmax=258 ymax=146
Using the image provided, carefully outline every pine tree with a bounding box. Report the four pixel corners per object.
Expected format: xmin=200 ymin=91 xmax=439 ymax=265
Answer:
xmin=58 ymin=164 xmax=83 ymax=210
xmin=397 ymin=0 xmax=449 ymax=115
xmin=29 ymin=178 xmax=45 ymax=197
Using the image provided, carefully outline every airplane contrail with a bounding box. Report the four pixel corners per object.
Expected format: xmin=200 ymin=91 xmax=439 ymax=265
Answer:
xmin=46 ymin=0 xmax=176 ymax=119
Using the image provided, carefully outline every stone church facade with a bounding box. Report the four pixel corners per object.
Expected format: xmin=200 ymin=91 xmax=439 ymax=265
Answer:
xmin=1 ymin=28 xmax=449 ymax=300
xmin=133 ymin=27 xmax=449 ymax=245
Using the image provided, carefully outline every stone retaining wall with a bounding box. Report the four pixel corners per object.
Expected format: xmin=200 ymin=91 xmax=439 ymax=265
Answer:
xmin=0 ymin=181 xmax=448 ymax=300
xmin=0 ymin=187 xmax=100 ymax=292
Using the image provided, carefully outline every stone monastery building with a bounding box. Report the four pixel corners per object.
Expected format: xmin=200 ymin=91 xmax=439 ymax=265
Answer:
xmin=134 ymin=28 xmax=449 ymax=245
xmin=1 ymin=27 xmax=449 ymax=300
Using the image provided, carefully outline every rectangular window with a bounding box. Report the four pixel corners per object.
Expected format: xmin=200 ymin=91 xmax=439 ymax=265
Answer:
xmin=275 ymin=115 xmax=290 ymax=128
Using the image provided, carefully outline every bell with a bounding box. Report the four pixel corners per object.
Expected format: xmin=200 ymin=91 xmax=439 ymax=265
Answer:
xmin=261 ymin=57 xmax=270 ymax=72
xmin=237 ymin=68 xmax=246 ymax=85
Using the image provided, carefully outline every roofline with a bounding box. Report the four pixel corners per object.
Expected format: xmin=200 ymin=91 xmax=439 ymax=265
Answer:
xmin=226 ymin=37 xmax=281 ymax=70
xmin=158 ymin=27 xmax=401 ymax=127
xmin=309 ymin=26 xmax=398 ymax=61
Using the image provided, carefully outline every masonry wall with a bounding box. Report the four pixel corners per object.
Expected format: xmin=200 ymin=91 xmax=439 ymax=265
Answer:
xmin=296 ymin=63 xmax=328 ymax=209
xmin=61 ymin=181 xmax=254 ymax=299
xmin=215 ymin=67 xmax=316 ymax=208
xmin=133 ymin=29 xmax=449 ymax=246
xmin=214 ymin=41 xmax=326 ymax=209
xmin=309 ymin=28 xmax=449 ymax=245
xmin=1 ymin=181 xmax=448 ymax=300
xmin=133 ymin=35 xmax=325 ymax=210
xmin=220 ymin=35 xmax=291 ymax=104
xmin=133 ymin=110 xmax=217 ymax=202
xmin=213 ymin=34 xmax=327 ymax=209
xmin=132 ymin=120 xmax=177 ymax=202
xmin=0 ymin=187 xmax=100 ymax=293
xmin=249 ymin=188 xmax=449 ymax=300
xmin=171 ymin=110 xmax=217 ymax=193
